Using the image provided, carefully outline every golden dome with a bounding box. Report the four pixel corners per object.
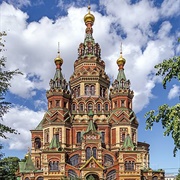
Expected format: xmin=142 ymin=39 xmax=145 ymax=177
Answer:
xmin=25 ymin=153 xmax=29 ymax=159
xmin=84 ymin=6 xmax=95 ymax=24
xmin=117 ymin=53 xmax=126 ymax=66
xmin=54 ymin=51 xmax=63 ymax=65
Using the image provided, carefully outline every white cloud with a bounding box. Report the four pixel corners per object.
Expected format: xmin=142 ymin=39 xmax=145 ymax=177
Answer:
xmin=1 ymin=106 xmax=44 ymax=150
xmin=5 ymin=0 xmax=31 ymax=8
xmin=168 ymin=84 xmax=180 ymax=100
xmin=0 ymin=1 xmax=179 ymax=150
xmin=160 ymin=0 xmax=180 ymax=17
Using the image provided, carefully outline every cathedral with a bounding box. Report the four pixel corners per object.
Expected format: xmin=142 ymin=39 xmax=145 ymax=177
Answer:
xmin=17 ymin=6 xmax=164 ymax=180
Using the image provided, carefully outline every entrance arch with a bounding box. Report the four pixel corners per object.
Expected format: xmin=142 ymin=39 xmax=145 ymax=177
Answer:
xmin=86 ymin=174 xmax=100 ymax=180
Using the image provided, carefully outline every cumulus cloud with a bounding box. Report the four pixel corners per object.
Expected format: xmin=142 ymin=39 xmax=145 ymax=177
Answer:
xmin=0 ymin=1 xmax=179 ymax=150
xmin=168 ymin=84 xmax=180 ymax=100
xmin=4 ymin=0 xmax=31 ymax=8
xmin=1 ymin=106 xmax=44 ymax=150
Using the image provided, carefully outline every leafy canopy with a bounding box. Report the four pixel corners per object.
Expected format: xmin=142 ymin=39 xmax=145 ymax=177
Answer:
xmin=0 ymin=32 xmax=22 ymax=158
xmin=0 ymin=156 xmax=20 ymax=180
xmin=145 ymin=39 xmax=180 ymax=156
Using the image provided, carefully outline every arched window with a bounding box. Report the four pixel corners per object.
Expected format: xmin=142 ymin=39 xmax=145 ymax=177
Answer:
xmin=92 ymin=147 xmax=97 ymax=158
xmin=36 ymin=159 xmax=40 ymax=168
xmin=77 ymin=132 xmax=81 ymax=143
xmin=49 ymin=161 xmax=59 ymax=171
xmin=97 ymin=103 xmax=101 ymax=111
xmin=34 ymin=137 xmax=41 ymax=149
xmin=105 ymin=103 xmax=109 ymax=111
xmin=124 ymin=161 xmax=135 ymax=171
xmin=68 ymin=170 xmax=77 ymax=179
xmin=106 ymin=170 xmax=116 ymax=180
xmin=86 ymin=147 xmax=91 ymax=160
xmin=85 ymin=85 xmax=90 ymax=95
xmin=152 ymin=176 xmax=158 ymax=180
xmin=104 ymin=154 xmax=113 ymax=166
xmin=79 ymin=103 xmax=84 ymax=111
xmin=91 ymin=85 xmax=95 ymax=95
xmin=72 ymin=104 xmax=76 ymax=111
xmin=122 ymin=133 xmax=125 ymax=142
xmin=37 ymin=177 xmax=44 ymax=180
xmin=69 ymin=154 xmax=79 ymax=166
xmin=87 ymin=103 xmax=93 ymax=111
xmin=24 ymin=178 xmax=30 ymax=180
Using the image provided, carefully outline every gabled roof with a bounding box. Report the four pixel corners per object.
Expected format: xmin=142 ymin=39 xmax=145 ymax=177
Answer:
xmin=79 ymin=156 xmax=104 ymax=170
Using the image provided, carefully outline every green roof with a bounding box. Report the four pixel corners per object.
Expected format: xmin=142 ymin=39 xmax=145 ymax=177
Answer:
xmin=19 ymin=152 xmax=36 ymax=173
xmin=122 ymin=134 xmax=134 ymax=151
xmin=49 ymin=134 xmax=60 ymax=149
xmin=117 ymin=69 xmax=126 ymax=82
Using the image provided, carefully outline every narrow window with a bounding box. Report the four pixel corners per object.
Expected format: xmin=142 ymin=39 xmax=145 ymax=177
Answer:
xmin=105 ymin=103 xmax=108 ymax=111
xmin=79 ymin=103 xmax=84 ymax=111
xmin=121 ymin=100 xmax=125 ymax=107
xmin=72 ymin=104 xmax=76 ymax=111
xmin=122 ymin=133 xmax=125 ymax=142
xmin=34 ymin=137 xmax=41 ymax=149
xmin=92 ymin=147 xmax=97 ymax=158
xmin=86 ymin=147 xmax=91 ymax=160
xmin=101 ymin=132 xmax=105 ymax=143
xmin=91 ymin=85 xmax=95 ymax=95
xmin=97 ymin=103 xmax=101 ymax=111
xmin=49 ymin=101 xmax=52 ymax=108
xmin=114 ymin=101 xmax=117 ymax=108
xmin=87 ymin=103 xmax=92 ymax=111
xmin=56 ymin=100 xmax=60 ymax=107
xmin=77 ymin=132 xmax=81 ymax=143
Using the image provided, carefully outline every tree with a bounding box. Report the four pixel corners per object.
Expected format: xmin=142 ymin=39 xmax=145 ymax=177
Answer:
xmin=145 ymin=39 xmax=180 ymax=156
xmin=0 ymin=156 xmax=20 ymax=179
xmin=176 ymin=169 xmax=180 ymax=180
xmin=0 ymin=31 xmax=22 ymax=158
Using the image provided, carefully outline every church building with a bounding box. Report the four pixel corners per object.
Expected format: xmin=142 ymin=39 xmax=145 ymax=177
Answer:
xmin=17 ymin=6 xmax=164 ymax=180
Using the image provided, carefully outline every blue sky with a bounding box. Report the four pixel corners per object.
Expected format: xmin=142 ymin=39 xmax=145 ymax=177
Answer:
xmin=0 ymin=0 xmax=180 ymax=175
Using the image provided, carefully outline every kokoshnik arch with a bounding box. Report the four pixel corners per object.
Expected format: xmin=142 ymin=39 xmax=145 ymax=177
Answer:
xmin=17 ymin=6 xmax=164 ymax=180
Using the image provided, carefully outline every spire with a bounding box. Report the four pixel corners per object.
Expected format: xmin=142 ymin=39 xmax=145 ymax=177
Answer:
xmin=117 ymin=43 xmax=126 ymax=70
xmin=84 ymin=5 xmax=95 ymax=26
xmin=49 ymin=43 xmax=68 ymax=90
xmin=49 ymin=134 xmax=60 ymax=150
xmin=121 ymin=134 xmax=135 ymax=151
xmin=112 ymin=43 xmax=130 ymax=90
xmin=85 ymin=110 xmax=97 ymax=133
xmin=78 ymin=5 xmax=101 ymax=58
xmin=24 ymin=149 xmax=36 ymax=171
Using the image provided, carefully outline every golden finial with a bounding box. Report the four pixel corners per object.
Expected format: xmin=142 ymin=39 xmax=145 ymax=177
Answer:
xmin=25 ymin=147 xmax=30 ymax=159
xmin=84 ymin=3 xmax=95 ymax=25
xmin=54 ymin=42 xmax=63 ymax=66
xmin=117 ymin=42 xmax=126 ymax=68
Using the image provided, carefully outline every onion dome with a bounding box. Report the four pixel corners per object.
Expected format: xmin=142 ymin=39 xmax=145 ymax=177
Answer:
xmin=117 ymin=52 xmax=126 ymax=66
xmin=54 ymin=50 xmax=63 ymax=66
xmin=117 ymin=43 xmax=126 ymax=68
xmin=25 ymin=153 xmax=29 ymax=159
xmin=84 ymin=6 xmax=95 ymax=25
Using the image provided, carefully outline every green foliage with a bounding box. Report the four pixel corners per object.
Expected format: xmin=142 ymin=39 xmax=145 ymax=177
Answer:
xmin=176 ymin=169 xmax=180 ymax=180
xmin=0 ymin=156 xmax=20 ymax=180
xmin=155 ymin=56 xmax=180 ymax=89
xmin=0 ymin=32 xmax=22 ymax=158
xmin=145 ymin=38 xmax=180 ymax=156
xmin=145 ymin=104 xmax=180 ymax=155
